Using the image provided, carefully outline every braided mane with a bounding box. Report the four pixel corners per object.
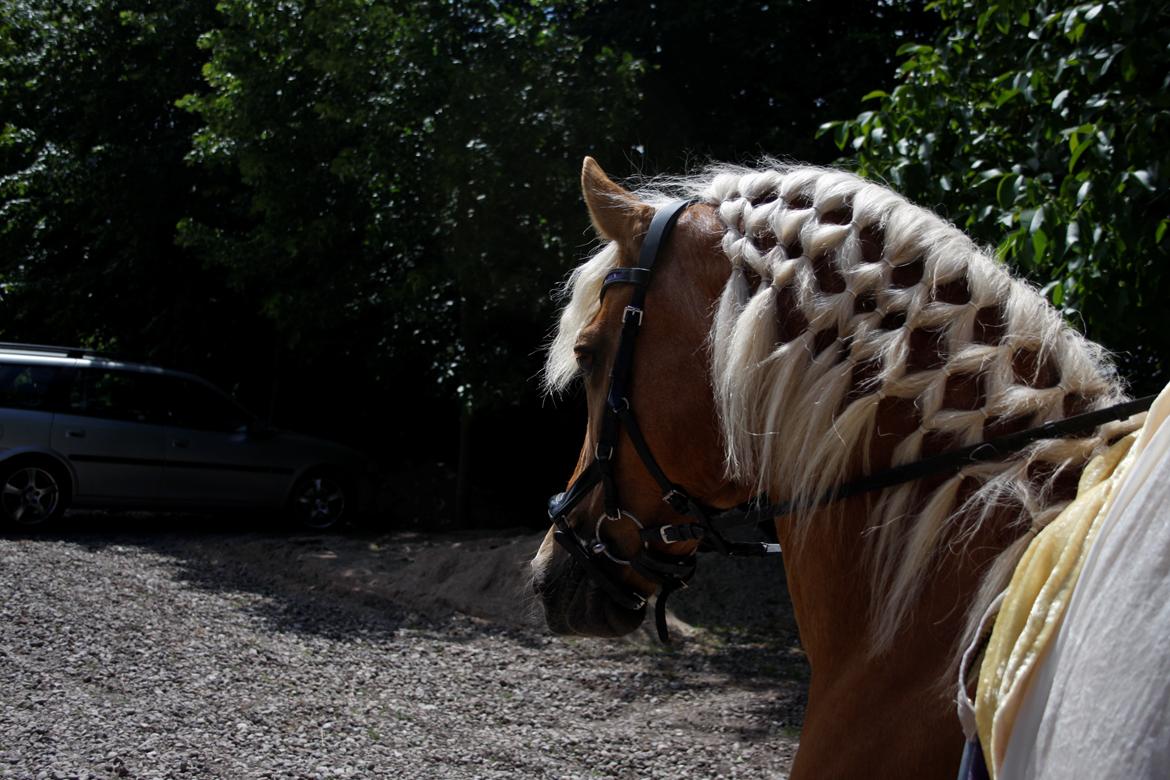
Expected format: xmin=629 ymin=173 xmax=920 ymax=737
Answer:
xmin=545 ymin=163 xmax=1133 ymax=656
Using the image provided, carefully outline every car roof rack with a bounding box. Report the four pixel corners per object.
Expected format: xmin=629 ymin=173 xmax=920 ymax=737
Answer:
xmin=0 ymin=342 xmax=115 ymax=359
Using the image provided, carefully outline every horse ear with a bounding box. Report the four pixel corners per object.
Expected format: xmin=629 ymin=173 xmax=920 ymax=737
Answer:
xmin=581 ymin=157 xmax=652 ymax=244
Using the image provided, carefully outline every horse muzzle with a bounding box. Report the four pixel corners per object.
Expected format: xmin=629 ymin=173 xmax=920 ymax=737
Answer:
xmin=532 ymin=535 xmax=647 ymax=638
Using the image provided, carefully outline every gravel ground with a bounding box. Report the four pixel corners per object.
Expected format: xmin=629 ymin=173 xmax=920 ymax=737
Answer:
xmin=0 ymin=516 xmax=806 ymax=779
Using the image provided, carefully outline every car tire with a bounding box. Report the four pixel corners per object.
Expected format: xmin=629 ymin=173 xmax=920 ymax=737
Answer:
xmin=0 ymin=460 xmax=70 ymax=528
xmin=288 ymin=470 xmax=349 ymax=531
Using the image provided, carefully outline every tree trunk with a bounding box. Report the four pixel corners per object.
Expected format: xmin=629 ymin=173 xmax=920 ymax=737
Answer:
xmin=454 ymin=404 xmax=473 ymax=527
xmin=266 ymin=339 xmax=281 ymax=427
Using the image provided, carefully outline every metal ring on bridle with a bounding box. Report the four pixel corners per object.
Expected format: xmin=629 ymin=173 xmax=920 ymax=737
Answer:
xmin=593 ymin=510 xmax=643 ymax=565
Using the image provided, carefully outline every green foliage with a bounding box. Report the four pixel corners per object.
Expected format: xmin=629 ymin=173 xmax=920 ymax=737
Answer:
xmin=821 ymin=0 xmax=1170 ymax=387
xmin=578 ymin=0 xmax=938 ymax=166
xmin=0 ymin=0 xmax=249 ymax=367
xmin=179 ymin=0 xmax=642 ymax=410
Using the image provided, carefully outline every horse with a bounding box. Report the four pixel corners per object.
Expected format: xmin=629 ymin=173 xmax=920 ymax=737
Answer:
xmin=529 ymin=157 xmax=1159 ymax=778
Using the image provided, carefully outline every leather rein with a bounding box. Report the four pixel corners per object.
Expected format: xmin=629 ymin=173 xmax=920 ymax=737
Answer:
xmin=547 ymin=198 xmax=1154 ymax=643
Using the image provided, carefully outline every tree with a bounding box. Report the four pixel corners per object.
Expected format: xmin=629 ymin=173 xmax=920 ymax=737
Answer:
xmin=821 ymin=0 xmax=1170 ymax=389
xmin=577 ymin=0 xmax=939 ymax=168
xmin=179 ymin=0 xmax=645 ymax=522
xmin=0 ymin=1 xmax=259 ymax=379
xmin=179 ymin=1 xmax=642 ymax=404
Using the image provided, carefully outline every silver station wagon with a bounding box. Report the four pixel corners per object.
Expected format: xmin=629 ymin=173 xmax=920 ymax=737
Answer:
xmin=0 ymin=343 xmax=371 ymax=529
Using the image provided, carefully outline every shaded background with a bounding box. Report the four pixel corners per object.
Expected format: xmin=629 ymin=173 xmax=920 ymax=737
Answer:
xmin=2 ymin=0 xmax=1166 ymax=527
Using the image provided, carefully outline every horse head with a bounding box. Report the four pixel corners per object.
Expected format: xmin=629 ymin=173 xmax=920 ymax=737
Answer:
xmin=530 ymin=158 xmax=751 ymax=638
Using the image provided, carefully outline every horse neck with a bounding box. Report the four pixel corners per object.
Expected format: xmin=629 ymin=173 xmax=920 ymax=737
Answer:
xmin=775 ymin=493 xmax=1023 ymax=779
xmin=777 ymin=493 xmax=1021 ymax=675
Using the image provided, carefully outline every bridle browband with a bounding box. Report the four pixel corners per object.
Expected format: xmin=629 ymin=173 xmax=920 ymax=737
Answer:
xmin=547 ymin=198 xmax=1155 ymax=643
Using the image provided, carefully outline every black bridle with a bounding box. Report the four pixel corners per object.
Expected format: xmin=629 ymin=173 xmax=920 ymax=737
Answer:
xmin=548 ymin=199 xmax=782 ymax=641
xmin=547 ymin=198 xmax=1154 ymax=643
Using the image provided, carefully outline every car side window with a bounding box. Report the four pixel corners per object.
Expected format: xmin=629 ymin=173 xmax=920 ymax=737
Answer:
xmin=0 ymin=363 xmax=62 ymax=410
xmin=164 ymin=379 xmax=251 ymax=433
xmin=68 ymin=369 xmax=167 ymax=424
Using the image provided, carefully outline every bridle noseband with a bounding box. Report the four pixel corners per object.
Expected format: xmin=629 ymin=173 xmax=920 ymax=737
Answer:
xmin=547 ymin=198 xmax=1156 ymax=643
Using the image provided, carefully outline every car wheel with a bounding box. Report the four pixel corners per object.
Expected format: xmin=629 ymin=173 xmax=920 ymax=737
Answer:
xmin=1 ymin=462 xmax=69 ymax=527
xmin=289 ymin=472 xmax=348 ymax=531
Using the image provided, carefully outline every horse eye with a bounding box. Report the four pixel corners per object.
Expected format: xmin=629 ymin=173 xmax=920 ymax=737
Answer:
xmin=573 ymin=345 xmax=594 ymax=375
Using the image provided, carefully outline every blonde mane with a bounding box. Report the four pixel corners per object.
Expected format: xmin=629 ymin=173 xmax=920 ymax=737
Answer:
xmin=545 ymin=163 xmax=1133 ymax=658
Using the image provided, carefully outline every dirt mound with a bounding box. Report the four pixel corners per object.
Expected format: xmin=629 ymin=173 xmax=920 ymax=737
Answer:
xmin=279 ymin=529 xmax=792 ymax=641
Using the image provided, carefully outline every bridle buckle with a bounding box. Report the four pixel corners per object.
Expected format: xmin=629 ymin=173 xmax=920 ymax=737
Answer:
xmin=653 ymin=523 xmax=704 ymax=545
xmin=623 ymin=305 xmax=644 ymax=326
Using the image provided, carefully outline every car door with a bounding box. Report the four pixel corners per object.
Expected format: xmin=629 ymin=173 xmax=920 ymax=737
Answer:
xmin=0 ymin=360 xmax=67 ymax=454
xmin=157 ymin=376 xmax=292 ymax=507
xmin=50 ymin=367 xmax=167 ymax=503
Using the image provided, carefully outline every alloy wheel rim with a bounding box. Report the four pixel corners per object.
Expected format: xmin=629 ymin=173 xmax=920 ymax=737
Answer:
xmin=295 ymin=477 xmax=345 ymax=529
xmin=2 ymin=467 xmax=60 ymax=525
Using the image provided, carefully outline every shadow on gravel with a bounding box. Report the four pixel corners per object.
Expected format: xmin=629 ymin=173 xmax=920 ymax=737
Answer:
xmin=16 ymin=511 xmax=554 ymax=644
xmin=19 ymin=513 xmax=459 ymax=641
xmin=13 ymin=510 xmax=810 ymax=713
